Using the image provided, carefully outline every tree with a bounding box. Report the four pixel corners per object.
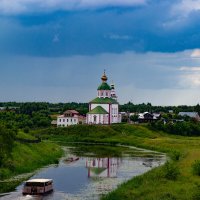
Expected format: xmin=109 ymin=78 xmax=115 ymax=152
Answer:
xmin=195 ymin=104 xmax=200 ymax=116
xmin=130 ymin=115 xmax=138 ymax=122
xmin=0 ymin=125 xmax=15 ymax=166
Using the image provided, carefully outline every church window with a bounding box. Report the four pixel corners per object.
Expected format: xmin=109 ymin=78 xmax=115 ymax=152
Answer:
xmin=94 ymin=115 xmax=97 ymax=122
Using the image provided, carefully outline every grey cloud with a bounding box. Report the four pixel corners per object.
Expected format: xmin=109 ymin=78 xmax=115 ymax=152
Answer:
xmin=0 ymin=50 xmax=200 ymax=105
xmin=0 ymin=0 xmax=147 ymax=15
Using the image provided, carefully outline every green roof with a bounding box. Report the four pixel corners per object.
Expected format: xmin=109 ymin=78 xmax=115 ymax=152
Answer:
xmin=87 ymin=106 xmax=109 ymax=114
xmin=97 ymin=82 xmax=111 ymax=90
xmin=90 ymin=97 xmax=118 ymax=104
xmin=90 ymin=167 xmax=106 ymax=175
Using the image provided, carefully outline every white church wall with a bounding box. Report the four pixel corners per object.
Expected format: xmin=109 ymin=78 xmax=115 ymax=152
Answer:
xmin=87 ymin=114 xmax=109 ymax=124
xmin=111 ymin=104 xmax=120 ymax=123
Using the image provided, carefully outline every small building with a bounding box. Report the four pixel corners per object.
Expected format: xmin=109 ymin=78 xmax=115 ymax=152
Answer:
xmin=78 ymin=115 xmax=86 ymax=124
xmin=119 ymin=112 xmax=127 ymax=118
xmin=153 ymin=113 xmax=161 ymax=120
xmin=51 ymin=120 xmax=57 ymax=127
xmin=138 ymin=112 xmax=161 ymax=123
xmin=178 ymin=112 xmax=200 ymax=121
xmin=57 ymin=110 xmax=85 ymax=127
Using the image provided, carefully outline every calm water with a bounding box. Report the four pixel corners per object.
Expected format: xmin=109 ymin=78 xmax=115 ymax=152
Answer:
xmin=0 ymin=145 xmax=165 ymax=200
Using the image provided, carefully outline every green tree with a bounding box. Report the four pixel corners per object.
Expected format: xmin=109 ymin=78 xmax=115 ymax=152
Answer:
xmin=130 ymin=115 xmax=138 ymax=122
xmin=0 ymin=125 xmax=15 ymax=166
xmin=194 ymin=104 xmax=200 ymax=116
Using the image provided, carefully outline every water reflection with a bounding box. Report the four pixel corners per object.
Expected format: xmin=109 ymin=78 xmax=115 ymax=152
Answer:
xmin=0 ymin=145 xmax=165 ymax=200
xmin=86 ymin=158 xmax=122 ymax=178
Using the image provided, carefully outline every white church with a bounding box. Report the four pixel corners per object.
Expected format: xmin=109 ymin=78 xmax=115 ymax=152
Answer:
xmin=86 ymin=71 xmax=121 ymax=125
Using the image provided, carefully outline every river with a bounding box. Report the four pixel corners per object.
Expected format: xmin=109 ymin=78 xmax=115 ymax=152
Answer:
xmin=0 ymin=144 xmax=165 ymax=200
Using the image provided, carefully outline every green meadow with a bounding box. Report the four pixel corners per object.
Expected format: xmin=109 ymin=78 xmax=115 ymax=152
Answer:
xmin=0 ymin=137 xmax=63 ymax=193
xmin=38 ymin=124 xmax=200 ymax=200
xmin=1 ymin=124 xmax=200 ymax=199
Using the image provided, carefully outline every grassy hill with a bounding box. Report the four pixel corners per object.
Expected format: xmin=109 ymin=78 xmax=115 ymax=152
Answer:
xmin=1 ymin=124 xmax=200 ymax=199
xmin=37 ymin=124 xmax=200 ymax=200
xmin=0 ymin=131 xmax=63 ymax=193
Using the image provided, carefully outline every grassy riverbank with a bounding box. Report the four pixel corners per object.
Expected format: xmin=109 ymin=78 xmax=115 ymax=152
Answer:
xmin=37 ymin=124 xmax=200 ymax=200
xmin=0 ymin=139 xmax=63 ymax=193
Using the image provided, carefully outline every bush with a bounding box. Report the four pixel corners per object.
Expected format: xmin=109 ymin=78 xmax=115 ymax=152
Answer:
xmin=162 ymin=161 xmax=180 ymax=180
xmin=159 ymin=193 xmax=177 ymax=200
xmin=0 ymin=168 xmax=12 ymax=179
xmin=170 ymin=150 xmax=181 ymax=161
xmin=192 ymin=160 xmax=200 ymax=176
xmin=192 ymin=183 xmax=200 ymax=200
xmin=149 ymin=120 xmax=200 ymax=136
xmin=23 ymin=126 xmax=30 ymax=133
xmin=3 ymin=159 xmax=15 ymax=171
xmin=0 ymin=124 xmax=15 ymax=166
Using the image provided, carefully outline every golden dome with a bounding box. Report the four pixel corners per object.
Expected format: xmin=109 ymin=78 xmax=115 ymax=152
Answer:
xmin=101 ymin=70 xmax=108 ymax=82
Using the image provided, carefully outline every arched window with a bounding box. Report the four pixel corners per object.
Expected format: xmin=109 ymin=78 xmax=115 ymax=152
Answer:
xmin=94 ymin=115 xmax=97 ymax=122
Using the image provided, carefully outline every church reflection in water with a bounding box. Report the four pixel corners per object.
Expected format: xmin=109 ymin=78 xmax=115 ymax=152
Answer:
xmin=86 ymin=157 xmax=122 ymax=178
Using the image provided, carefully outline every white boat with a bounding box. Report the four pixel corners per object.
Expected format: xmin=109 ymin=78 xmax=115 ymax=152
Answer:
xmin=22 ymin=179 xmax=53 ymax=195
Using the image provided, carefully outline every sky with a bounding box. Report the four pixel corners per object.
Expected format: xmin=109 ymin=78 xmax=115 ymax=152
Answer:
xmin=1 ymin=0 xmax=200 ymax=105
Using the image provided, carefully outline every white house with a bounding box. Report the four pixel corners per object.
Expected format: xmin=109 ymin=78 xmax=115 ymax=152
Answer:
xmin=86 ymin=71 xmax=121 ymax=125
xmin=178 ymin=112 xmax=200 ymax=121
xmin=57 ymin=110 xmax=85 ymax=127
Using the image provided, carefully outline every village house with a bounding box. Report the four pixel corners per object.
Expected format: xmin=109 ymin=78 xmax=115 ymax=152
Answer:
xmin=178 ymin=112 xmax=200 ymax=121
xmin=138 ymin=112 xmax=161 ymax=123
xmin=57 ymin=110 xmax=86 ymax=127
xmin=51 ymin=120 xmax=57 ymax=127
